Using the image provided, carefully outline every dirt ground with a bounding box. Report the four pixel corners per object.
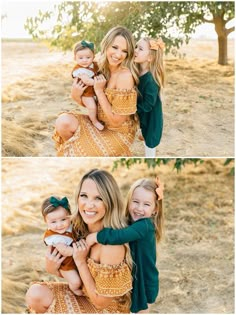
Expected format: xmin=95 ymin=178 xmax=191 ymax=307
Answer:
xmin=1 ymin=158 xmax=234 ymax=313
xmin=1 ymin=39 xmax=234 ymax=157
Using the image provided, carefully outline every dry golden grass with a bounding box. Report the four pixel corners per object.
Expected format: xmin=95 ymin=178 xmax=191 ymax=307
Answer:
xmin=1 ymin=158 xmax=234 ymax=313
xmin=2 ymin=39 xmax=234 ymax=157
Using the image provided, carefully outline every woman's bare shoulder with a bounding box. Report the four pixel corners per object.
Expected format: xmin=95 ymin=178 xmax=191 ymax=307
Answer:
xmin=116 ymin=68 xmax=134 ymax=89
xmin=100 ymin=244 xmax=126 ymax=265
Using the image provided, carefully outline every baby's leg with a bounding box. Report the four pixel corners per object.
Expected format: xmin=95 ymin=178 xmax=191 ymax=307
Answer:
xmin=82 ymin=96 xmax=104 ymax=130
xmin=60 ymin=269 xmax=83 ymax=296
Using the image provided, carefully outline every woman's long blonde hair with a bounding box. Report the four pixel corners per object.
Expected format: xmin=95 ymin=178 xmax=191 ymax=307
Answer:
xmin=125 ymin=178 xmax=164 ymax=243
xmin=99 ymin=26 xmax=139 ymax=85
xmin=72 ymin=169 xmax=133 ymax=268
xmin=142 ymin=37 xmax=165 ymax=92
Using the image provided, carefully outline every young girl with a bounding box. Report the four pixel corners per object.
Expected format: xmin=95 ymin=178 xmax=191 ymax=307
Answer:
xmin=72 ymin=40 xmax=104 ymax=130
xmin=86 ymin=176 xmax=164 ymax=313
xmin=42 ymin=196 xmax=83 ymax=296
xmin=135 ymin=37 xmax=165 ymax=157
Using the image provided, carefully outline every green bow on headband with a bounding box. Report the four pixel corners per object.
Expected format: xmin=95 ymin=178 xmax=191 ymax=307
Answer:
xmin=81 ymin=40 xmax=94 ymax=51
xmin=49 ymin=196 xmax=70 ymax=210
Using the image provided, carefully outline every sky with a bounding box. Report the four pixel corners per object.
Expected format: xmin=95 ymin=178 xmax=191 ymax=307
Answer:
xmin=1 ymin=0 xmax=235 ymax=39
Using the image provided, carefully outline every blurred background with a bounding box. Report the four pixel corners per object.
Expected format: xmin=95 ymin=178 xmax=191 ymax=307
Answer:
xmin=2 ymin=158 xmax=234 ymax=313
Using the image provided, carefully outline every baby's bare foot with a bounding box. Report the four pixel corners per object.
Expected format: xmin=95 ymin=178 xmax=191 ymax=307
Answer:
xmin=93 ymin=121 xmax=104 ymax=131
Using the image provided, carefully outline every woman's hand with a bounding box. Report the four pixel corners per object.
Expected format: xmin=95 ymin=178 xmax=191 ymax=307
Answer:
xmin=71 ymin=79 xmax=88 ymax=103
xmin=72 ymin=239 xmax=90 ymax=268
xmin=45 ymin=245 xmax=66 ymax=277
xmin=94 ymin=75 xmax=107 ymax=95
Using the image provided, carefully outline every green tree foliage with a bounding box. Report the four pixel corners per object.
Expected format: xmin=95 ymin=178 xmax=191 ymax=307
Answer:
xmin=24 ymin=1 xmax=234 ymax=64
xmin=112 ymin=158 xmax=234 ymax=175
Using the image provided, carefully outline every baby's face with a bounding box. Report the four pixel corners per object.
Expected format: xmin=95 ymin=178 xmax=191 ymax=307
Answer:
xmin=45 ymin=206 xmax=71 ymax=234
xmin=75 ymin=48 xmax=94 ymax=68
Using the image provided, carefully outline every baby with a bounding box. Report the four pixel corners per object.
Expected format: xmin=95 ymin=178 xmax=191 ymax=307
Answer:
xmin=42 ymin=196 xmax=83 ymax=295
xmin=72 ymin=40 xmax=104 ymax=130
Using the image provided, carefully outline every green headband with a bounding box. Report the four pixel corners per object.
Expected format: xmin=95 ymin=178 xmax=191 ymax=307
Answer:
xmin=81 ymin=40 xmax=94 ymax=52
xmin=49 ymin=196 xmax=70 ymax=210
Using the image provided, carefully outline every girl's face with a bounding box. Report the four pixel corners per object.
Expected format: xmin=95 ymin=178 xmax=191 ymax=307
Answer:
xmin=45 ymin=207 xmax=71 ymax=234
xmin=134 ymin=39 xmax=151 ymax=64
xmin=75 ymin=48 xmax=94 ymax=68
xmin=78 ymin=178 xmax=106 ymax=231
xmin=106 ymin=35 xmax=128 ymax=67
xmin=129 ymin=186 xmax=156 ymax=221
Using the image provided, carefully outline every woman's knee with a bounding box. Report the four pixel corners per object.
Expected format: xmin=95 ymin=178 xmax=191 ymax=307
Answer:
xmin=55 ymin=114 xmax=79 ymax=134
xmin=25 ymin=284 xmax=53 ymax=313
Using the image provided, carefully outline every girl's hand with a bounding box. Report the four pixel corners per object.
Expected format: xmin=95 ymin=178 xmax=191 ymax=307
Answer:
xmin=55 ymin=243 xmax=73 ymax=257
xmin=71 ymin=79 xmax=87 ymax=103
xmin=45 ymin=245 xmax=66 ymax=276
xmin=94 ymin=75 xmax=107 ymax=94
xmin=72 ymin=239 xmax=89 ymax=268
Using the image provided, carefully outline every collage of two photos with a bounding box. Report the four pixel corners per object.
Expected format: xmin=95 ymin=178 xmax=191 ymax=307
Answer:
xmin=1 ymin=1 xmax=235 ymax=314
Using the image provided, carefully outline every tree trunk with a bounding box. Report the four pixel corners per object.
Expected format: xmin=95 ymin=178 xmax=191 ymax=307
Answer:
xmin=217 ymin=35 xmax=228 ymax=65
xmin=214 ymin=16 xmax=228 ymax=65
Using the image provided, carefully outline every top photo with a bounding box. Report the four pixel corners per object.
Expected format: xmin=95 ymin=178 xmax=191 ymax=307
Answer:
xmin=2 ymin=1 xmax=235 ymax=157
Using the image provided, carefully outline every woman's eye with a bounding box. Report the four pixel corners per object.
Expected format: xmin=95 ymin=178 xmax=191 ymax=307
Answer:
xmin=80 ymin=193 xmax=87 ymax=198
xmin=96 ymin=196 xmax=103 ymax=201
xmin=144 ymin=204 xmax=150 ymax=207
xmin=112 ymin=45 xmax=118 ymax=49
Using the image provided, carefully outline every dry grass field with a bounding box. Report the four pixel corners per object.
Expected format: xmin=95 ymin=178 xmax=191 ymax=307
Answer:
xmin=2 ymin=39 xmax=234 ymax=157
xmin=1 ymin=158 xmax=234 ymax=313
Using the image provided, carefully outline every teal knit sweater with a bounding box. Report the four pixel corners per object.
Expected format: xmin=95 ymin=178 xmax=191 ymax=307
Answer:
xmin=97 ymin=218 xmax=159 ymax=313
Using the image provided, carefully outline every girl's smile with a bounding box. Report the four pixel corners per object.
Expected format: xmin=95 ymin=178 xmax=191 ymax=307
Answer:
xmin=78 ymin=178 xmax=106 ymax=231
xmin=129 ymin=186 xmax=156 ymax=221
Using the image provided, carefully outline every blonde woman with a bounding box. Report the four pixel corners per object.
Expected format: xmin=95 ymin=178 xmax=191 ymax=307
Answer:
xmin=53 ymin=26 xmax=139 ymax=157
xmin=25 ymin=169 xmax=132 ymax=313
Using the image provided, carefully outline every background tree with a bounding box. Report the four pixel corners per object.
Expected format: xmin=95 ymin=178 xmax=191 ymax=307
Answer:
xmin=112 ymin=158 xmax=234 ymax=175
xmin=25 ymin=1 xmax=234 ymax=65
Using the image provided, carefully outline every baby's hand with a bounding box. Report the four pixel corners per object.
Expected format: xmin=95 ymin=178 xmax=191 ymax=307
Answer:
xmin=86 ymin=232 xmax=98 ymax=248
xmin=55 ymin=243 xmax=73 ymax=257
xmin=80 ymin=74 xmax=94 ymax=86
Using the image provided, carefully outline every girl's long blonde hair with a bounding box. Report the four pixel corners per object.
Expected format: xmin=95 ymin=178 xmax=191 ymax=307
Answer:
xmin=125 ymin=178 xmax=164 ymax=243
xmin=99 ymin=26 xmax=139 ymax=85
xmin=142 ymin=37 xmax=165 ymax=92
xmin=72 ymin=169 xmax=133 ymax=269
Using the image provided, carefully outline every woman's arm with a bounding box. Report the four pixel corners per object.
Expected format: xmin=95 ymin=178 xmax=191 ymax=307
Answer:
xmin=94 ymin=71 xmax=134 ymax=127
xmin=71 ymin=79 xmax=88 ymax=104
xmin=73 ymin=240 xmax=125 ymax=310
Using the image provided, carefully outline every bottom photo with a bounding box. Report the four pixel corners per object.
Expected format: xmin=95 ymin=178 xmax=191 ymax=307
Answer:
xmin=2 ymin=158 xmax=234 ymax=314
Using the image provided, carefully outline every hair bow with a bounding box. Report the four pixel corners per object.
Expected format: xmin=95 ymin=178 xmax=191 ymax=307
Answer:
xmin=155 ymin=176 xmax=164 ymax=200
xmin=149 ymin=38 xmax=165 ymax=51
xmin=81 ymin=40 xmax=94 ymax=52
xmin=49 ymin=196 xmax=70 ymax=210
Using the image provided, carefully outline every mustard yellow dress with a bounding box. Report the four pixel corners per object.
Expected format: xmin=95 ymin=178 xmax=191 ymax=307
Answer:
xmin=30 ymin=258 xmax=132 ymax=313
xmin=53 ymin=88 xmax=137 ymax=157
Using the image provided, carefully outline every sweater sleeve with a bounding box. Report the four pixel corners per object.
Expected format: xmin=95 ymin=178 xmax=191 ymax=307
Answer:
xmin=97 ymin=219 xmax=151 ymax=245
xmin=137 ymin=78 xmax=159 ymax=113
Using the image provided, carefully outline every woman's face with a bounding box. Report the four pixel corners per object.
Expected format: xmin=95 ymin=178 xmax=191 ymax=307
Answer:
xmin=78 ymin=178 xmax=106 ymax=231
xmin=106 ymin=35 xmax=128 ymax=67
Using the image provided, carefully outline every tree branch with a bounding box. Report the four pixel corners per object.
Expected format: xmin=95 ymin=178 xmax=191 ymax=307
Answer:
xmin=226 ymin=26 xmax=235 ymax=35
